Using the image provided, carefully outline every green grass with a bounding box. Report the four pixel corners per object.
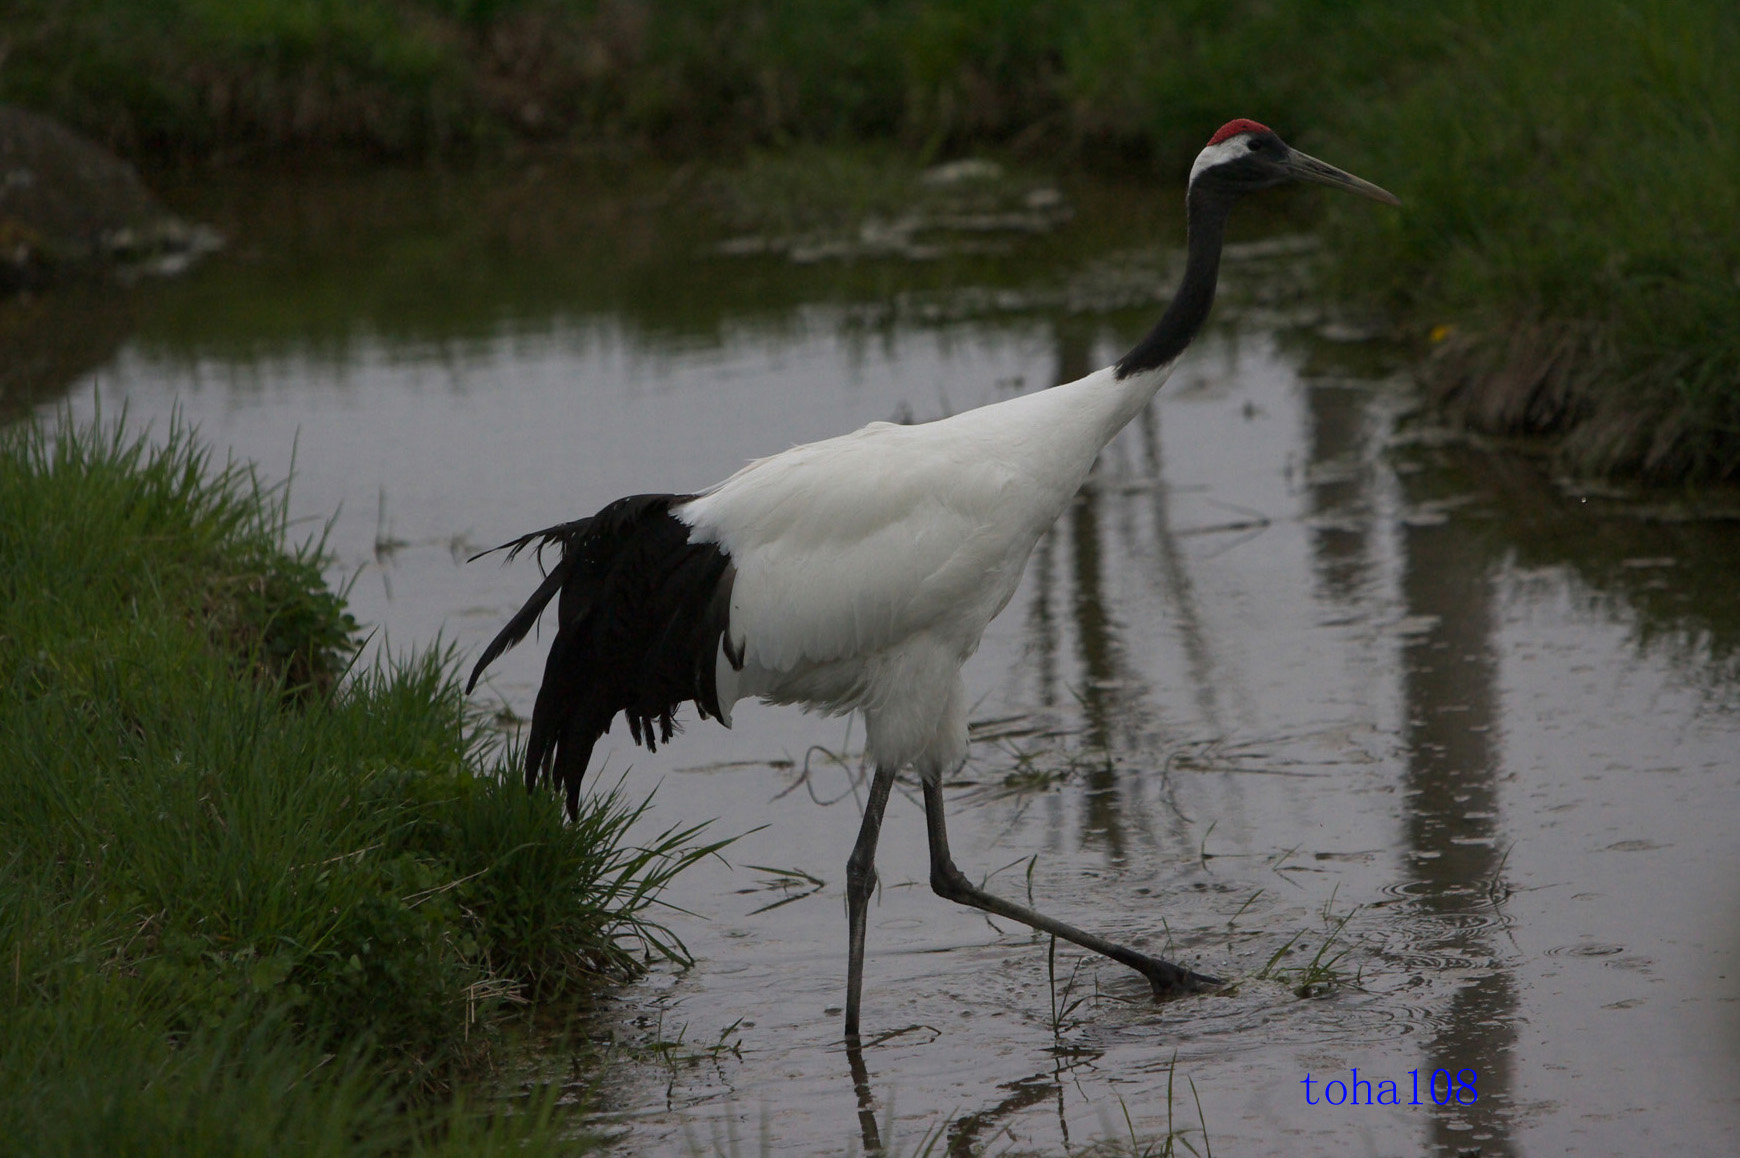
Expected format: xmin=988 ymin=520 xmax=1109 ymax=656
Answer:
xmin=1250 ymin=911 xmax=1360 ymax=1000
xmin=1321 ymin=0 xmax=1740 ymax=479
xmin=0 ymin=410 xmax=725 ymax=1152
xmin=1 ymin=0 xmax=472 ymax=155
xmin=0 ymin=0 xmax=1433 ymax=161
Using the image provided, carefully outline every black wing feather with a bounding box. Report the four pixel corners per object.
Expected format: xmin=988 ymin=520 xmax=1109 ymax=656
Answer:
xmin=467 ymin=494 xmax=739 ymax=818
xmin=464 ymin=516 xmax=595 ymax=694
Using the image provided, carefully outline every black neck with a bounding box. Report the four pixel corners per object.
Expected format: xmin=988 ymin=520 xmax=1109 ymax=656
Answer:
xmin=1114 ymin=184 xmax=1235 ymax=380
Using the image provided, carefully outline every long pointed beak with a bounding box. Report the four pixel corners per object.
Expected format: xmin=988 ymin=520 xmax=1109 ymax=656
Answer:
xmin=1284 ymin=148 xmax=1400 ymax=206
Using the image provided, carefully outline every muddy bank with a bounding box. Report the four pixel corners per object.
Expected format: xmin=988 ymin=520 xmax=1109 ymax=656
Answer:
xmin=1423 ymin=318 xmax=1740 ymax=483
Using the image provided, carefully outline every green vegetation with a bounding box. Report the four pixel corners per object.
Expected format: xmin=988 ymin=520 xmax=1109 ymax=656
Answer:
xmin=0 ymin=0 xmax=1435 ymax=159
xmin=1251 ymin=911 xmax=1360 ymax=1000
xmin=2 ymin=0 xmax=1734 ymax=476
xmin=1322 ymin=0 xmax=1740 ymax=480
xmin=1 ymin=0 xmax=470 ymax=155
xmin=0 ymin=412 xmax=722 ymax=1153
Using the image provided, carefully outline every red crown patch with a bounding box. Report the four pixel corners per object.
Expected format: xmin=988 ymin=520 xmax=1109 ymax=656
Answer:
xmin=1206 ymin=119 xmax=1272 ymax=147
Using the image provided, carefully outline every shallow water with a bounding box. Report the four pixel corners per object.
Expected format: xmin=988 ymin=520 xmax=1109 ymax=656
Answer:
xmin=15 ymin=162 xmax=1740 ymax=1155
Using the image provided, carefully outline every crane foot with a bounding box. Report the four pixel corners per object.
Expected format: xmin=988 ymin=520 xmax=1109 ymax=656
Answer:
xmin=1138 ymin=957 xmax=1225 ymax=998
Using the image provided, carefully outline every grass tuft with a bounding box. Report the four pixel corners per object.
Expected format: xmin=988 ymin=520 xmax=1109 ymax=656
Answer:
xmin=0 ymin=409 xmax=719 ymax=1150
xmin=1320 ymin=0 xmax=1740 ymax=479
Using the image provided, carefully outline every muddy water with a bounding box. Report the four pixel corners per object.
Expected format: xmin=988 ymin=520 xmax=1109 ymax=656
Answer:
xmin=16 ymin=164 xmax=1740 ymax=1155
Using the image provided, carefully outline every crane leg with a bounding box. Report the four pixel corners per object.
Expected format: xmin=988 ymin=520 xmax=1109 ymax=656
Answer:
xmin=921 ymin=777 xmax=1222 ymax=997
xmin=844 ymin=763 xmax=898 ymax=1038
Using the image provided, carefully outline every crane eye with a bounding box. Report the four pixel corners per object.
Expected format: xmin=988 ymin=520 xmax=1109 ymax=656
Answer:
xmin=1247 ymin=138 xmax=1261 ymax=151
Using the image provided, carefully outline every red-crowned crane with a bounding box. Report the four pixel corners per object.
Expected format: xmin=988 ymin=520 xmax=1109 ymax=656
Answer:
xmin=467 ymin=120 xmax=1398 ymax=1038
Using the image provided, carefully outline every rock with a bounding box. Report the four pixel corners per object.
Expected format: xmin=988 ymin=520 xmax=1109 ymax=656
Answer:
xmin=919 ymin=158 xmax=1004 ymax=186
xmin=0 ymin=104 xmax=220 ymax=290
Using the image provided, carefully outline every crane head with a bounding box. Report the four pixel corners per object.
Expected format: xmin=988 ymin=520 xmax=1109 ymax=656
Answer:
xmin=1190 ymin=119 xmax=1399 ymax=206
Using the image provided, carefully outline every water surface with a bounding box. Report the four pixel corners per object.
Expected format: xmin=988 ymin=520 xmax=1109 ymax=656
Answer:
xmin=17 ymin=161 xmax=1740 ymax=1155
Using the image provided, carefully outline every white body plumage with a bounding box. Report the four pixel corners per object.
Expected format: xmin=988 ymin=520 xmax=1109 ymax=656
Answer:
xmin=679 ymin=360 xmax=1173 ymax=777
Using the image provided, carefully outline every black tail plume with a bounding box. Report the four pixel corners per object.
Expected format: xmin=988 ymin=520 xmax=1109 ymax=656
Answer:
xmin=467 ymin=495 xmax=738 ymax=818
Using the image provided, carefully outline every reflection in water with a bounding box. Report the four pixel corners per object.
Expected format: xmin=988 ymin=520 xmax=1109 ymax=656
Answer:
xmin=0 ymin=285 xmax=135 ymax=420
xmin=1024 ymin=532 xmax=1060 ymax=712
xmin=1302 ymin=366 xmax=1520 ymax=1153
xmin=1054 ymin=319 xmax=1127 ymax=755
xmin=1303 ymin=380 xmax=1376 ymax=604
xmin=1397 ymin=477 xmax=1518 ymax=1154
xmin=944 ymin=1064 xmax=1072 ymax=1157
xmin=1133 ymin=402 xmax=1228 ymax=734
xmin=845 ymin=1040 xmax=881 ymax=1154
xmin=1038 ymin=318 xmax=1146 ymax=861
xmin=844 ymin=1033 xmax=1087 ymax=1156
xmin=1070 ymin=487 xmax=1131 ymax=864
